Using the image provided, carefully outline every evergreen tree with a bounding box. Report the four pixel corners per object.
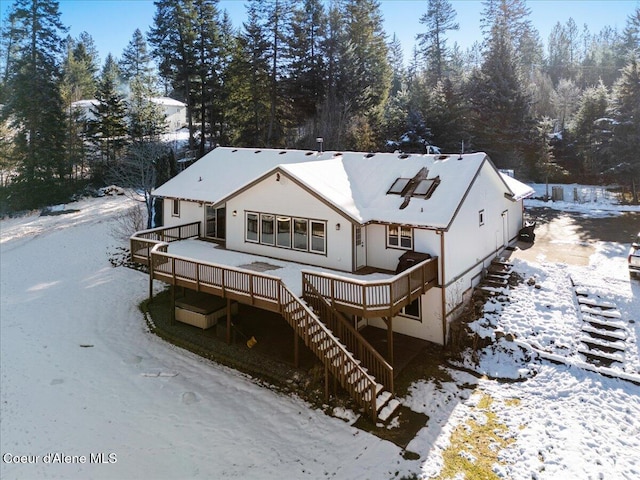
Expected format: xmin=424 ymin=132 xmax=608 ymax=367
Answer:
xmin=3 ymin=0 xmax=69 ymax=206
xmin=551 ymin=78 xmax=580 ymax=131
xmin=213 ymin=10 xmax=236 ymax=146
xmin=387 ymin=34 xmax=405 ymax=96
xmin=117 ymin=29 xmax=166 ymax=143
xmin=127 ymin=77 xmax=166 ymax=142
xmin=416 ymin=0 xmax=459 ymax=83
xmin=480 ymin=0 xmax=542 ymax=76
xmin=119 ymin=28 xmax=154 ymax=82
xmin=568 ymin=81 xmax=609 ymax=177
xmin=225 ymin=1 xmax=270 ymax=146
xmin=87 ymin=54 xmax=128 ymax=184
xmin=286 ymin=0 xmax=327 ymax=131
xmin=60 ymin=34 xmax=98 ymax=182
xmin=341 ymin=0 xmax=390 ymax=117
xmin=149 ymin=0 xmax=223 ymax=156
xmin=609 ymin=57 xmax=640 ymax=202
xmin=253 ymin=0 xmax=292 ymax=146
xmin=619 ymin=7 xmax=640 ymax=60
xmin=467 ymin=16 xmax=533 ymax=172
xmin=149 ymin=0 xmax=198 ymax=152
xmin=191 ymin=0 xmax=223 ymax=155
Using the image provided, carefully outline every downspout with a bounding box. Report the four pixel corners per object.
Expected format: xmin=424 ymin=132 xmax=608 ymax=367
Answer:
xmin=439 ymin=229 xmax=447 ymax=345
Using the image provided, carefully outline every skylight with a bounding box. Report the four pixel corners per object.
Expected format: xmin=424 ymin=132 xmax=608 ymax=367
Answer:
xmin=388 ymin=175 xmax=440 ymax=199
xmin=388 ymin=178 xmax=410 ymax=195
xmin=414 ymin=178 xmax=440 ymax=198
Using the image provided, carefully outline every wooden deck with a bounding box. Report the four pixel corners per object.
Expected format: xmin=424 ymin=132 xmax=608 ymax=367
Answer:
xmin=130 ymin=223 xmax=439 ymax=420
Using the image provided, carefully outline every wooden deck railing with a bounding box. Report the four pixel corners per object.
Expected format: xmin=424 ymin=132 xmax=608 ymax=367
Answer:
xmin=302 ymin=256 xmax=438 ymax=319
xmin=149 ymin=245 xmax=283 ymax=313
xmin=130 ymin=222 xmax=201 ymax=266
xmin=303 ymin=279 xmax=394 ymax=394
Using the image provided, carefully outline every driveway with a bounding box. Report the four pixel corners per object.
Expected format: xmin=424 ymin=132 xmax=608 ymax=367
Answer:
xmin=512 ymin=208 xmax=640 ymax=266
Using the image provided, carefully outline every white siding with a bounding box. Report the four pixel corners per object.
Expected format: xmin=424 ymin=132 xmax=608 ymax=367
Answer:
xmin=366 ymin=287 xmax=444 ymax=344
xmin=162 ymin=198 xmax=203 ymax=229
xmin=225 ymin=172 xmax=354 ymax=271
xmin=443 ymin=162 xmax=521 ymax=285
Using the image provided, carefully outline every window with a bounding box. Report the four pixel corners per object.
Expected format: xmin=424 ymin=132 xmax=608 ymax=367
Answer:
xmin=246 ymin=213 xmax=258 ymax=242
xmin=401 ymin=298 xmax=421 ymax=320
xmin=479 ymin=209 xmax=485 ymax=226
xmin=387 ymin=224 xmax=412 ymax=250
xmin=355 ymin=226 xmax=362 ymax=246
xmin=246 ymin=212 xmax=325 ymax=255
xmin=261 ymin=214 xmax=275 ymax=245
xmin=388 ymin=178 xmax=410 ymax=195
xmin=310 ymin=221 xmax=326 ymax=254
xmin=172 ymin=199 xmax=180 ymax=217
xmin=293 ymin=218 xmax=308 ymax=250
xmin=276 ymin=216 xmax=291 ymax=248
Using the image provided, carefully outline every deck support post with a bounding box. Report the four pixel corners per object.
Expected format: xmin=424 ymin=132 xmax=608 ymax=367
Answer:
xmin=294 ymin=332 xmax=299 ymax=368
xmin=148 ymin=259 xmax=154 ymax=303
xmin=324 ymin=363 xmax=329 ymax=402
xmin=171 ymin=285 xmax=176 ymax=325
xmin=384 ymin=316 xmax=394 ymax=368
xmin=226 ymin=298 xmax=232 ymax=345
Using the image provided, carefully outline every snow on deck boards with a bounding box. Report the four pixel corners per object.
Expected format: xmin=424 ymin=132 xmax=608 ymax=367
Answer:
xmin=166 ymin=239 xmax=391 ymax=297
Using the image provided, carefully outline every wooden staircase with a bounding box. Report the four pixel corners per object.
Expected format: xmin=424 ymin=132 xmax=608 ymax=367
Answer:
xmin=279 ymin=286 xmax=382 ymax=419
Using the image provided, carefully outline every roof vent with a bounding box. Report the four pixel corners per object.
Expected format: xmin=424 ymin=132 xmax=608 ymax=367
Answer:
xmin=365 ymin=153 xmax=375 ymax=158
xmin=231 ymin=149 xmax=238 ymax=153
xmin=436 ymin=155 xmax=449 ymax=161
xmin=254 ymin=150 xmax=262 ymax=154
xmin=333 ymin=152 xmax=343 ymax=157
xmin=279 ymin=151 xmax=287 ymax=155
xmin=398 ymin=153 xmax=410 ymax=159
xmin=305 ymin=151 xmax=314 ymax=156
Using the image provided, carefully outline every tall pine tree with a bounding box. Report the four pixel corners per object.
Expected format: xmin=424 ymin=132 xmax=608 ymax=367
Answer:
xmin=87 ymin=54 xmax=128 ymax=184
xmin=3 ymin=0 xmax=69 ymax=206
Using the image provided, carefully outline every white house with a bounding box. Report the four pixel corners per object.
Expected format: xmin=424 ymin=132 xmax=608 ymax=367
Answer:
xmin=131 ymin=147 xmax=533 ymax=418
xmin=149 ymin=97 xmax=186 ymax=131
xmin=71 ymin=97 xmax=186 ymax=131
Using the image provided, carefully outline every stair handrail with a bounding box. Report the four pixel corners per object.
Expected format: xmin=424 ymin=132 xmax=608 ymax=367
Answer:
xmin=279 ymin=284 xmax=378 ymax=418
xmin=303 ymin=278 xmax=394 ymax=393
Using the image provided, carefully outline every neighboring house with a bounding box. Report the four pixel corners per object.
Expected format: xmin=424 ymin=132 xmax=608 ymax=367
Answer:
xmin=71 ymin=97 xmax=186 ymax=131
xmin=149 ymin=97 xmax=186 ymax=131
xmin=131 ymin=147 xmax=533 ymax=419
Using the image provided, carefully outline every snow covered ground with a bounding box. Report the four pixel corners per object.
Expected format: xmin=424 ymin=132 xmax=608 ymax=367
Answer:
xmin=1 ymin=190 xmax=639 ymax=479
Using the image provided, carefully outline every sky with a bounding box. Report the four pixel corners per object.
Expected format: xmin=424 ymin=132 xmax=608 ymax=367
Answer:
xmin=1 ymin=0 xmax=638 ymax=65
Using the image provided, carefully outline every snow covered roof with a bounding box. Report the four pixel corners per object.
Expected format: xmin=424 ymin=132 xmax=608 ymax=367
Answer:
xmin=153 ymin=147 xmax=532 ymax=229
xmin=71 ymin=99 xmax=100 ymax=109
xmin=500 ymin=172 xmax=535 ymax=201
xmin=150 ymin=97 xmax=186 ymax=107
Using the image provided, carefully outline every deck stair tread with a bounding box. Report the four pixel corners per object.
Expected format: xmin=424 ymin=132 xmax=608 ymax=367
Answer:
xmin=376 ymin=391 xmax=392 ymax=407
xmin=578 ymin=346 xmax=625 ymax=363
xmin=484 ymin=278 xmax=508 ymax=286
xmin=486 ymin=272 xmax=509 ymax=280
xmin=577 ymin=297 xmax=617 ymax=309
xmin=579 ymin=336 xmax=626 ymax=351
xmin=582 ymin=314 xmax=626 ymax=329
xmin=378 ymin=399 xmax=401 ymax=422
xmin=580 ymin=305 xmax=621 ymax=318
xmin=581 ymin=324 xmax=628 ymax=340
